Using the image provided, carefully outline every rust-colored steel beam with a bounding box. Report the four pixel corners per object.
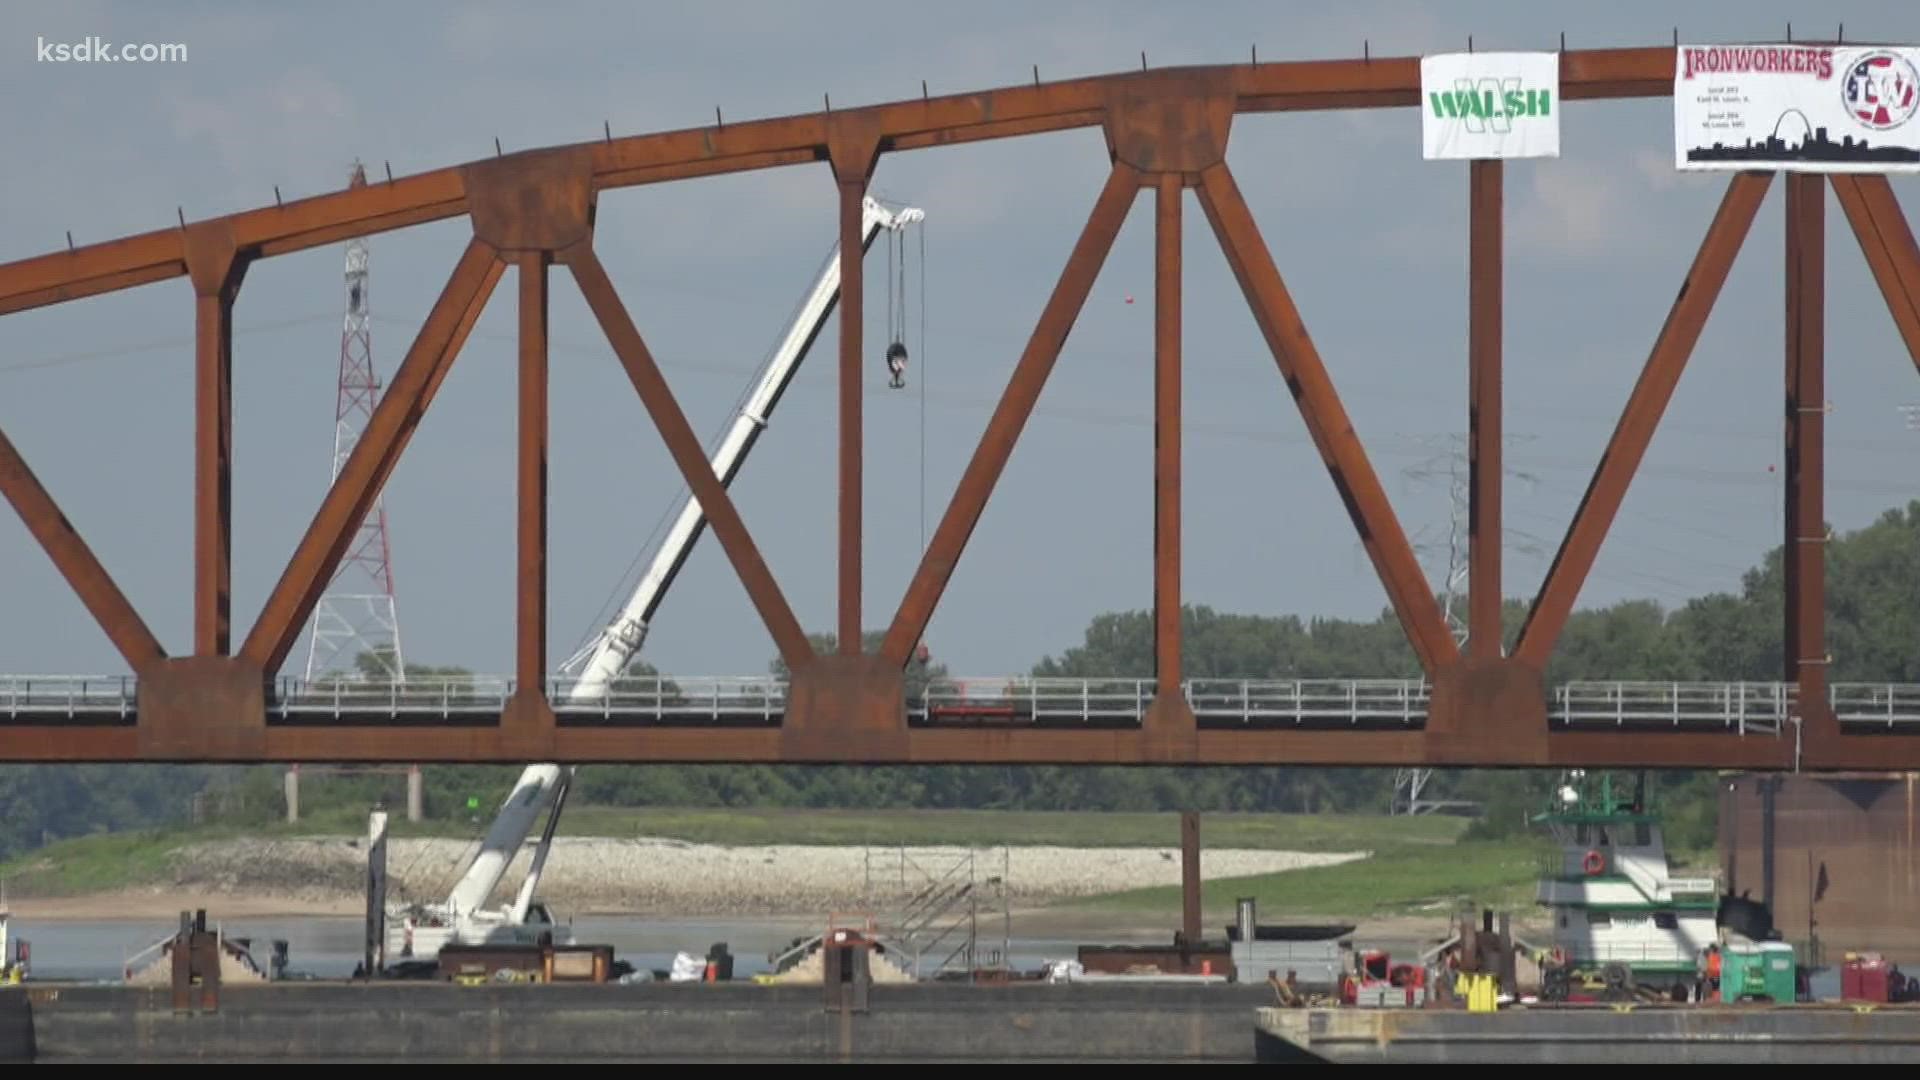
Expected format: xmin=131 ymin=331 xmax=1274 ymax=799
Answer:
xmin=1 ymin=719 xmax=1841 ymax=768
xmin=828 ymin=124 xmax=879 ymax=657
xmin=1858 ymin=176 xmax=1920 ymax=304
xmin=1785 ymin=174 xmax=1830 ymax=741
xmin=0 ymin=264 xmax=183 ymax=319
xmin=184 ymin=224 xmax=248 ymax=657
xmin=1197 ymin=162 xmax=1458 ymax=674
xmin=0 ymin=425 xmax=166 ymax=669
xmin=567 ymin=246 xmax=814 ymax=673
xmin=1514 ymin=172 xmax=1772 ymax=667
xmin=1468 ymin=159 xmax=1502 ymax=657
xmin=517 ymin=252 xmax=550 ymax=694
xmin=1155 ymin=176 xmax=1183 ymax=692
xmin=836 ymin=178 xmax=865 ymax=656
xmin=240 ymin=238 xmax=504 ymax=675
xmin=880 ymin=163 xmax=1140 ymax=667
xmin=1180 ymin=810 xmax=1201 ymax=945
xmin=192 ymin=281 xmax=234 ymax=656
xmin=0 ymin=48 xmax=1680 ymax=318
xmin=1832 ymin=176 xmax=1920 ymax=371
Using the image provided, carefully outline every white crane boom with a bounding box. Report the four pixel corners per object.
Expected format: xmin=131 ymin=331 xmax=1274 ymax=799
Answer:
xmin=445 ymin=764 xmax=565 ymax=918
xmin=567 ymin=195 xmax=923 ymax=698
xmin=436 ymin=196 xmax=922 ymax=923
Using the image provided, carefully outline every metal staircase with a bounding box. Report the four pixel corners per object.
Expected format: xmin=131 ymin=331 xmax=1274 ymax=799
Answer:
xmin=863 ymin=846 xmax=1010 ymax=981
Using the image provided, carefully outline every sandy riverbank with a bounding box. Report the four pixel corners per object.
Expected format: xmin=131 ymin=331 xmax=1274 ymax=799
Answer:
xmin=5 ymin=836 xmax=1367 ymax=920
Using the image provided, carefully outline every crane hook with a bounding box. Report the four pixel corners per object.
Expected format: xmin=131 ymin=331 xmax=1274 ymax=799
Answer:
xmin=884 ymin=341 xmax=909 ymax=390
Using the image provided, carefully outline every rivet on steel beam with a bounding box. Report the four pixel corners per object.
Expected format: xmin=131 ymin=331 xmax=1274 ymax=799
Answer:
xmin=384 ymin=161 xmax=393 ymax=183
xmin=274 ymin=185 xmax=282 ymax=207
xmin=65 ymin=230 xmax=73 ymax=252
xmin=494 ymin=136 xmax=503 ymax=156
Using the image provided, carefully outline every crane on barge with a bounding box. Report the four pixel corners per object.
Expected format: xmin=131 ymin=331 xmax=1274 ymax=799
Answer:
xmin=380 ymin=197 xmax=926 ymax=968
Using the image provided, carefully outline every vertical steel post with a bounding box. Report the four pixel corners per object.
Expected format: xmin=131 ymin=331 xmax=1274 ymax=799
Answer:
xmin=1785 ymin=174 xmax=1827 ymax=736
xmin=1155 ymin=177 xmax=1183 ymax=693
xmin=838 ymin=179 xmax=865 ymax=655
xmin=517 ymin=251 xmax=550 ymax=695
xmin=1181 ymin=810 xmax=1202 ymax=947
xmin=1468 ymin=160 xmax=1503 ymax=656
xmin=185 ymin=231 xmax=246 ymax=657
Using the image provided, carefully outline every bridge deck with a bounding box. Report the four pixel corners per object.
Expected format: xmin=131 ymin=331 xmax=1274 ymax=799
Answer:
xmin=3 ymin=675 xmax=1913 ymax=732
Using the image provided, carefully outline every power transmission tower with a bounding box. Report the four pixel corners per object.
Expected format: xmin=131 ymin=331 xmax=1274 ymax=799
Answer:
xmin=303 ymin=162 xmax=405 ymax=684
xmin=1392 ymin=433 xmax=1544 ymax=815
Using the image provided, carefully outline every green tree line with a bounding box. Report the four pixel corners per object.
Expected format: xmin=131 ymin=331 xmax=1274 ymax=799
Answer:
xmin=4 ymin=501 xmax=1918 ymax=859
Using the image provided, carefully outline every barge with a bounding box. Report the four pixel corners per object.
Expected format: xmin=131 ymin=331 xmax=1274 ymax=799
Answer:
xmin=1256 ymin=1004 xmax=1920 ymax=1063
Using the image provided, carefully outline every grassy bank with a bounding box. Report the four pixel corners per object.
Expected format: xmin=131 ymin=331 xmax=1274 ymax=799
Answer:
xmin=0 ymin=808 xmax=1464 ymax=898
xmin=1065 ymin=838 xmax=1551 ymax=919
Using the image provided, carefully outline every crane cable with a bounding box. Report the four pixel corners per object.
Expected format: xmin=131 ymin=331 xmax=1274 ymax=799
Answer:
xmin=925 ymin=220 xmax=933 ymax=553
xmin=885 ymin=220 xmax=928 ymax=555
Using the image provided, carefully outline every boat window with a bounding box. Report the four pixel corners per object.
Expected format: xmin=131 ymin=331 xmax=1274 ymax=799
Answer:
xmin=1587 ymin=912 xmax=1612 ymax=927
xmin=1653 ymin=912 xmax=1678 ymax=930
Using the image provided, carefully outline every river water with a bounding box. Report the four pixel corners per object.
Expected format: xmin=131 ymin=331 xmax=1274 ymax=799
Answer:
xmin=5 ymin=914 xmax=1132 ymax=982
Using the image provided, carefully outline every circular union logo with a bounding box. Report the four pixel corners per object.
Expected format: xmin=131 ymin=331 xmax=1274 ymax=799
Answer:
xmin=1843 ymin=51 xmax=1920 ymax=131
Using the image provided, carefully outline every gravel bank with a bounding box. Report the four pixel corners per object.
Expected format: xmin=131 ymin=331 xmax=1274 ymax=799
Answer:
xmin=133 ymin=836 xmax=1368 ymax=917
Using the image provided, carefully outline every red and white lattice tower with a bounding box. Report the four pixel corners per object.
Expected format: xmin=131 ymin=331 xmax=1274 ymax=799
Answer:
xmin=303 ymin=163 xmax=405 ymax=683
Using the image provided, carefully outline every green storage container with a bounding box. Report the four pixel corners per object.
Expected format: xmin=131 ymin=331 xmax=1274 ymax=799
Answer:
xmin=1720 ymin=942 xmax=1796 ymax=1003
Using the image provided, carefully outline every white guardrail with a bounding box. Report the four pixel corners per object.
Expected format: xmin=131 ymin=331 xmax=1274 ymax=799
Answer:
xmin=2 ymin=675 xmax=1918 ymax=729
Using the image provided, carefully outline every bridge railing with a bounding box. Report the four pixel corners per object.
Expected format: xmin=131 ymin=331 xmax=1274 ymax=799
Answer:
xmin=8 ymin=673 xmax=1920 ymax=729
xmin=270 ymin=675 xmax=513 ymax=718
xmin=0 ymin=675 xmax=136 ymax=720
xmin=915 ymin=677 xmax=1154 ymax=723
xmin=548 ymin=675 xmax=786 ymax=723
xmin=1829 ymin=683 xmax=1920 ymax=727
xmin=1549 ymin=681 xmax=1792 ymax=735
xmin=1185 ymin=678 xmax=1429 ymax=725
xmin=271 ymin=675 xmax=787 ymax=722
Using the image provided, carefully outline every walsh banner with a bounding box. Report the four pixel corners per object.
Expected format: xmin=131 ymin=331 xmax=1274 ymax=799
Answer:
xmin=1421 ymin=51 xmax=1561 ymax=160
xmin=1675 ymin=44 xmax=1920 ymax=172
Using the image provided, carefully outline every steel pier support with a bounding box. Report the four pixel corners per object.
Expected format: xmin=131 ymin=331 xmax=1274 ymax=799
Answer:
xmin=1785 ymin=173 xmax=1828 ymax=751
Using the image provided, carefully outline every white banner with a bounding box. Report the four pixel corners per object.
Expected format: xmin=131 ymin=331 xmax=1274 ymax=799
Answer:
xmin=1675 ymin=44 xmax=1920 ymax=172
xmin=1421 ymin=52 xmax=1561 ymax=160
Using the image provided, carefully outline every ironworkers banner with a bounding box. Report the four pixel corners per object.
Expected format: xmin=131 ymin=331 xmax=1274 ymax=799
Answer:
xmin=1675 ymin=44 xmax=1920 ymax=172
xmin=1421 ymin=51 xmax=1561 ymax=160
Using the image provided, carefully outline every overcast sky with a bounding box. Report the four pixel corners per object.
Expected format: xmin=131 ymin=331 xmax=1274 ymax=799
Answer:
xmin=2 ymin=1 xmax=1919 ymax=683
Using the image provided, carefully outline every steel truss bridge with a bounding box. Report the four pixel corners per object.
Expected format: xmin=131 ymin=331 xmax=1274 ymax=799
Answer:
xmin=2 ymin=44 xmax=1919 ymax=768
